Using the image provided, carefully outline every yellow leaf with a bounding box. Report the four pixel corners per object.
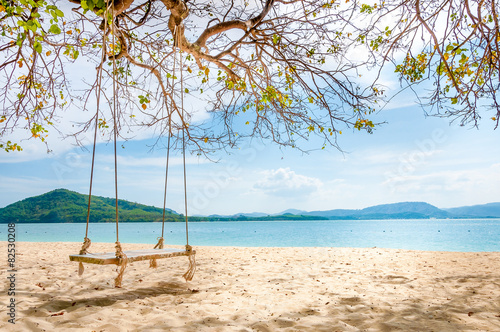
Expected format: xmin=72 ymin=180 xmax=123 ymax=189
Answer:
xmin=339 ymin=131 xmax=342 ymax=134
xmin=46 ymin=51 xmax=51 ymax=56
xmin=492 ymin=117 xmax=497 ymax=121
xmin=187 ymin=67 xmax=192 ymax=73
xmin=142 ymin=104 xmax=147 ymax=110
xmin=204 ymin=137 xmax=208 ymax=143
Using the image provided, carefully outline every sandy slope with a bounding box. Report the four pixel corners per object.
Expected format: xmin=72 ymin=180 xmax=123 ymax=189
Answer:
xmin=1 ymin=242 xmax=499 ymax=331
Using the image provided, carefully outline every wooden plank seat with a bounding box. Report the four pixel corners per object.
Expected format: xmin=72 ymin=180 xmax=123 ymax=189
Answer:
xmin=69 ymin=248 xmax=195 ymax=265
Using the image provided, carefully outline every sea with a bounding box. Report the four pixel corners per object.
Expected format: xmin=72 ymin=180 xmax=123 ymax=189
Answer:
xmin=2 ymin=219 xmax=499 ymax=252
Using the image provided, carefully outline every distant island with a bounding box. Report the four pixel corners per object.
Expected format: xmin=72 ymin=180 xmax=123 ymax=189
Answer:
xmin=0 ymin=189 xmax=327 ymax=223
xmin=1 ymin=188 xmax=499 ymax=223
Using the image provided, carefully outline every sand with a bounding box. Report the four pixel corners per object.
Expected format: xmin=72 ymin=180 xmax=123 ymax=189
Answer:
xmin=1 ymin=241 xmax=500 ymax=331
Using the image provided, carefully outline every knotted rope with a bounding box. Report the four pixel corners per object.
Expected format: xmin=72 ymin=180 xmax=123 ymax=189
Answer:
xmin=78 ymin=237 xmax=92 ymax=276
xmin=149 ymin=237 xmax=165 ymax=268
xmin=182 ymin=245 xmax=196 ymax=282
xmin=79 ymin=237 xmax=92 ymax=255
xmin=114 ymin=241 xmax=128 ymax=288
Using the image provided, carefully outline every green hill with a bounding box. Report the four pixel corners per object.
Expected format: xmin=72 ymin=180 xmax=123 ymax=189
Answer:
xmin=0 ymin=189 xmax=182 ymax=223
xmin=0 ymin=189 xmax=327 ymax=223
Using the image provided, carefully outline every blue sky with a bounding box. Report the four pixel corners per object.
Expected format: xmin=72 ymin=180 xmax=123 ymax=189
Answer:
xmin=2 ymin=2 xmax=498 ymax=216
xmin=1 ymin=95 xmax=499 ymax=216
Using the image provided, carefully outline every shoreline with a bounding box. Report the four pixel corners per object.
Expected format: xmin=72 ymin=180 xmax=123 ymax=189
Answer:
xmin=1 ymin=242 xmax=500 ymax=331
xmin=2 ymin=240 xmax=500 ymax=252
xmin=3 ymin=216 xmax=500 ymax=223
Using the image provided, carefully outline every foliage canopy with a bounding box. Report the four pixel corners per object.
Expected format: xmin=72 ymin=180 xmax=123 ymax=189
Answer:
xmin=1 ymin=0 xmax=499 ymax=153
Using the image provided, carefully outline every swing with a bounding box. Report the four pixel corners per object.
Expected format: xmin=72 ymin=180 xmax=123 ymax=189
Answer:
xmin=70 ymin=4 xmax=195 ymax=287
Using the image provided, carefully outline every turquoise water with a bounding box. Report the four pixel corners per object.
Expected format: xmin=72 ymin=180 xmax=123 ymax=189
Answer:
xmin=2 ymin=219 xmax=499 ymax=252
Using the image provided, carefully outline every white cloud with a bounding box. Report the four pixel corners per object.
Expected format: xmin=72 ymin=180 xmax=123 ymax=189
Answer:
xmin=253 ymin=167 xmax=322 ymax=197
xmin=382 ymin=164 xmax=500 ymax=206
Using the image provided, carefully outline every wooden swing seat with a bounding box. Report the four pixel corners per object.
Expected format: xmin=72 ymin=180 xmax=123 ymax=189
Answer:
xmin=69 ymin=248 xmax=195 ymax=265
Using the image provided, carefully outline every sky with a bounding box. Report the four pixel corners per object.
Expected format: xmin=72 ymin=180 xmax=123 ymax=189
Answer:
xmin=1 ymin=2 xmax=499 ymax=216
xmin=1 ymin=91 xmax=499 ymax=216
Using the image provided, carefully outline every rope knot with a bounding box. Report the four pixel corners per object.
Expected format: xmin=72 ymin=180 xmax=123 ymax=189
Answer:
xmin=150 ymin=237 xmax=165 ymax=268
xmin=154 ymin=237 xmax=165 ymax=249
xmin=114 ymin=241 xmax=128 ymax=288
xmin=183 ymin=245 xmax=196 ymax=282
xmin=79 ymin=237 xmax=92 ymax=255
xmin=115 ymin=241 xmax=126 ymax=260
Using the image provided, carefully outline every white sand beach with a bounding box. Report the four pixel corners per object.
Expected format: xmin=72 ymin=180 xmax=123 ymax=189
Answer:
xmin=1 ymin=242 xmax=500 ymax=331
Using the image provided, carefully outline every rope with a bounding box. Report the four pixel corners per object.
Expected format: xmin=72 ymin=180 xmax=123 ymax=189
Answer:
xmin=149 ymin=237 xmax=164 ymax=268
xmin=152 ymin=26 xmax=178 ymax=269
xmin=83 ymin=85 xmax=100 ymax=242
xmin=78 ymin=0 xmax=109 ymax=273
xmin=110 ymin=0 xmax=120 ymax=246
xmin=114 ymin=241 xmax=128 ymax=288
xmin=176 ymin=25 xmax=190 ymax=247
xmin=182 ymin=245 xmax=196 ymax=282
xmin=79 ymin=237 xmax=92 ymax=255
xmin=161 ymin=28 xmax=177 ymax=239
xmin=175 ymin=27 xmax=196 ymax=282
xmin=108 ymin=0 xmax=128 ymax=287
xmin=161 ymin=132 xmax=171 ymax=237
xmin=78 ymin=237 xmax=92 ymax=276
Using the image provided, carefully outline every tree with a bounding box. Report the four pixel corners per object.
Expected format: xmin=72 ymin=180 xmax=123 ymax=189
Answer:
xmin=1 ymin=0 xmax=499 ymax=154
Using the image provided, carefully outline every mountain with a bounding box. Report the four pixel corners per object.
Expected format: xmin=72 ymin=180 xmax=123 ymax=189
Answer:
xmin=0 ymin=189 xmax=327 ymax=223
xmin=443 ymin=203 xmax=500 ymax=218
xmin=220 ymin=202 xmax=466 ymax=220
xmin=358 ymin=202 xmax=451 ymax=219
xmin=2 ymin=189 xmax=499 ymax=223
xmin=300 ymin=202 xmax=490 ymax=219
xmin=276 ymin=209 xmax=307 ymax=215
xmin=0 ymin=189 xmax=181 ymax=223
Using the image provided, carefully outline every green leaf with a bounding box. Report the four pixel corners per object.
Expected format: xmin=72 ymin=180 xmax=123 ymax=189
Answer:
xmin=451 ymin=97 xmax=458 ymax=104
xmin=34 ymin=41 xmax=42 ymax=54
xmin=81 ymin=0 xmax=89 ymax=11
xmin=49 ymin=24 xmax=61 ymax=34
xmin=272 ymin=34 xmax=280 ymax=45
